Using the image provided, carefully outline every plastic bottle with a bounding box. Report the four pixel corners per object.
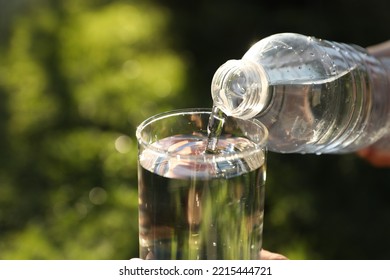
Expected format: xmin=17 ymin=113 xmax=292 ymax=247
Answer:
xmin=211 ymin=33 xmax=390 ymax=154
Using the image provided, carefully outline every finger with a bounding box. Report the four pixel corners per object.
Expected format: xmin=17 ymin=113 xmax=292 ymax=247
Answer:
xmin=367 ymin=40 xmax=390 ymax=57
xmin=357 ymin=148 xmax=390 ymax=168
xmin=260 ymin=249 xmax=288 ymax=260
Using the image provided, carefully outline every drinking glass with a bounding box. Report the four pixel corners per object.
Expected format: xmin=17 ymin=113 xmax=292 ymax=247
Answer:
xmin=136 ymin=108 xmax=268 ymax=259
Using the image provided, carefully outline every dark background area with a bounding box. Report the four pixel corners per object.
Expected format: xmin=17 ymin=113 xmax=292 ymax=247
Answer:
xmin=0 ymin=0 xmax=389 ymax=259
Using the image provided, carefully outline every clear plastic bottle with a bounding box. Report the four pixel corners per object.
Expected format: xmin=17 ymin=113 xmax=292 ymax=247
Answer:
xmin=211 ymin=33 xmax=390 ymax=154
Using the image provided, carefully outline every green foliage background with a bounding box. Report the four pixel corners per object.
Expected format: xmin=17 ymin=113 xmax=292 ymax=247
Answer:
xmin=0 ymin=0 xmax=389 ymax=259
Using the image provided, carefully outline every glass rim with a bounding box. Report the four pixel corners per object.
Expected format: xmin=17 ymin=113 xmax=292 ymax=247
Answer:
xmin=136 ymin=108 xmax=268 ymax=162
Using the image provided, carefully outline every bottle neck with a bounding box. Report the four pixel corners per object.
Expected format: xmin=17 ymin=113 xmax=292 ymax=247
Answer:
xmin=211 ymin=59 xmax=270 ymax=120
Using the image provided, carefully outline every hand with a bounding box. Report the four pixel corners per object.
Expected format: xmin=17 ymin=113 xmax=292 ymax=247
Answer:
xmin=358 ymin=41 xmax=390 ymax=168
xmin=366 ymin=40 xmax=390 ymax=57
xmin=259 ymin=249 xmax=288 ymax=260
xmin=357 ymin=148 xmax=390 ymax=168
xmin=135 ymin=249 xmax=288 ymax=260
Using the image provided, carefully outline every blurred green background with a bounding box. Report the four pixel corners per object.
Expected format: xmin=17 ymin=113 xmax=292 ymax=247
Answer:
xmin=0 ymin=0 xmax=389 ymax=260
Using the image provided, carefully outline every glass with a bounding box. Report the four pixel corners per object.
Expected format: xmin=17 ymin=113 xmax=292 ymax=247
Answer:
xmin=136 ymin=108 xmax=268 ymax=260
